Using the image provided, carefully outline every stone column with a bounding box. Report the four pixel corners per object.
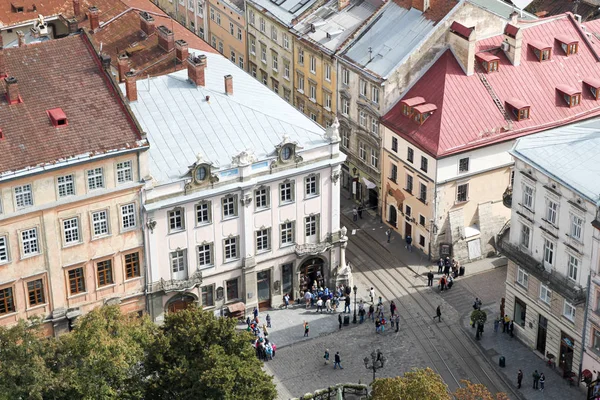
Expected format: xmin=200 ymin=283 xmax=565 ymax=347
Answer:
xmin=242 ymin=256 xmax=258 ymax=313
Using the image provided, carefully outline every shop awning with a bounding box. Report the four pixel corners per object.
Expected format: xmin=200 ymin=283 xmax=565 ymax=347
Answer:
xmin=227 ymin=302 xmax=245 ymax=313
xmin=362 ymin=177 xmax=377 ymax=190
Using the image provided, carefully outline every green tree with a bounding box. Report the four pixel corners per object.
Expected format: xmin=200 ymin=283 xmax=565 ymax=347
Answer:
xmin=470 ymin=310 xmax=487 ymax=327
xmin=371 ymin=368 xmax=451 ymax=400
xmin=144 ymin=307 xmax=277 ymax=400
xmin=454 ymin=380 xmax=509 ymax=400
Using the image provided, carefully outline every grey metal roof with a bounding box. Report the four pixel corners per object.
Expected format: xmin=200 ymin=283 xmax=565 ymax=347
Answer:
xmin=511 ymin=118 xmax=600 ymax=203
xmin=122 ymin=51 xmax=327 ymax=185
xmin=248 ymin=0 xmax=320 ymax=26
xmin=292 ymin=0 xmax=381 ymax=53
xmin=342 ymin=3 xmax=435 ymax=78
xmin=467 ymin=0 xmax=536 ymax=20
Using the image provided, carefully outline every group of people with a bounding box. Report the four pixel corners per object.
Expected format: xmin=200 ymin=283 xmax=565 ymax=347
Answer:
xmin=247 ymin=307 xmax=278 ymax=361
xmin=425 ymin=257 xmax=464 ymax=291
xmin=323 ymin=349 xmax=344 ymax=369
xmin=352 ymin=204 xmax=366 ymax=221
xmin=301 ymin=284 xmax=353 ymax=314
xmin=517 ymin=369 xmax=546 ymax=391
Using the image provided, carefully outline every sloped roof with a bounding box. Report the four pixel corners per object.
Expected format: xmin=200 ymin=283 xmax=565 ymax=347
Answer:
xmin=247 ymin=0 xmax=320 ymax=26
xmin=382 ymin=14 xmax=600 ymax=158
xmin=0 ymin=34 xmax=145 ymax=176
xmin=123 ymin=51 xmax=329 ymax=184
xmin=0 ymin=0 xmax=119 ymax=27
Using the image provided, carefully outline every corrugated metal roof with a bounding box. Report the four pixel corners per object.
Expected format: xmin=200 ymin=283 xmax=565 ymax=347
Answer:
xmin=122 ymin=51 xmax=328 ymax=184
xmin=511 ymin=117 xmax=600 ymax=202
xmin=247 ymin=0 xmax=320 ymax=26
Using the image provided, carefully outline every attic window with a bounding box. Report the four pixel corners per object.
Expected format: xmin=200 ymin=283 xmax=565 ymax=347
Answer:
xmin=412 ymin=103 xmax=437 ymax=125
xmin=400 ymin=97 xmax=425 ymax=116
xmin=476 ymin=53 xmax=499 ymax=73
xmin=46 ymin=108 xmax=68 ymax=127
xmin=506 ymin=98 xmax=530 ymax=121
xmin=583 ymin=77 xmax=600 ymax=100
xmin=556 ymin=84 xmax=581 ymax=107
xmin=555 ymin=35 xmax=578 ymax=56
xmin=529 ymin=41 xmax=551 ymax=62
xmin=0 ymin=129 xmax=3 ymax=140
xmin=11 ymin=3 xmax=24 ymax=13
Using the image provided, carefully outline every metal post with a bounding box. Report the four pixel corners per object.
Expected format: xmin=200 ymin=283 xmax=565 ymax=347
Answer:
xmin=352 ymin=285 xmax=357 ymax=324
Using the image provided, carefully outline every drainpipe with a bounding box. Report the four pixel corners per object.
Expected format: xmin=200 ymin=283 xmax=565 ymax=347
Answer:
xmin=579 ymin=272 xmax=592 ymax=382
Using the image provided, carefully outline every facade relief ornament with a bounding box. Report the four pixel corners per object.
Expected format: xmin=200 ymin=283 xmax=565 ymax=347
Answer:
xmin=324 ymin=117 xmax=340 ymax=142
xmin=186 ymin=153 xmax=219 ymax=187
xmin=152 ymin=270 xmax=203 ymax=294
xmin=331 ymin=170 xmax=341 ymax=184
xmin=241 ymin=194 xmax=252 ymax=207
xmin=231 ymin=149 xmax=258 ymax=167
xmin=271 ymin=134 xmax=303 ymax=168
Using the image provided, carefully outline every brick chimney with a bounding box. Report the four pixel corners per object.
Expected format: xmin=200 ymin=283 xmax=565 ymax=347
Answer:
xmin=175 ymin=40 xmax=188 ymax=63
xmin=187 ymin=54 xmax=207 ymax=87
xmin=157 ymin=25 xmax=174 ymax=52
xmin=73 ymin=0 xmax=81 ymax=17
xmin=16 ymin=31 xmax=25 ymax=47
xmin=139 ymin=11 xmax=155 ymax=36
xmin=125 ymin=71 xmax=137 ymax=102
xmin=503 ymin=24 xmax=522 ymax=66
xmin=118 ymin=54 xmax=129 ymax=83
xmin=337 ymin=0 xmax=350 ymax=11
xmin=224 ymin=74 xmax=233 ymax=95
xmin=412 ymin=0 xmax=430 ymax=12
xmin=5 ymin=77 xmax=20 ymax=104
xmin=88 ymin=6 xmax=100 ymax=31
xmin=67 ymin=17 xmax=79 ymax=33
xmin=447 ymin=22 xmax=476 ymax=76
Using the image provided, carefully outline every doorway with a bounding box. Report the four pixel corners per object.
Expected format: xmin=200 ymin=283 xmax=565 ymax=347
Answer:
xmin=282 ymin=263 xmax=293 ymax=299
xmin=467 ymin=239 xmax=482 ymax=260
xmin=299 ymin=257 xmax=325 ymax=293
xmin=404 ymin=222 xmax=412 ymax=238
xmin=167 ymin=295 xmax=195 ymax=313
xmin=368 ymin=189 xmax=378 ymax=211
xmin=536 ymin=314 xmax=548 ymax=355
xmin=257 ymin=270 xmax=271 ymax=309
xmin=389 ymin=205 xmax=398 ymax=228
xmin=559 ymin=331 xmax=575 ymax=374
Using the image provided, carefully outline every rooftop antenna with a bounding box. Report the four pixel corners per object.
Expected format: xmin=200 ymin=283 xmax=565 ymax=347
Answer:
xmin=368 ymin=46 xmax=373 ymax=62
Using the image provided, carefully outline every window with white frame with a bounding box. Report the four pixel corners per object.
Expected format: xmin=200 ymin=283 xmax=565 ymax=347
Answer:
xmin=256 ymin=228 xmax=270 ymax=252
xmin=370 ymin=148 xmax=378 ymax=168
xmin=21 ymin=228 xmax=39 ymax=256
xmin=255 ymin=187 xmax=270 ymax=210
xmin=57 ymin=175 xmax=75 ymax=197
xmin=298 ymin=48 xmax=304 ymax=65
xmin=517 ymin=266 xmax=528 ymax=287
xmin=419 ymin=183 xmax=427 ymax=202
xmin=121 ymin=203 xmax=136 ymax=230
xmin=371 ymin=118 xmax=379 ymax=135
xmin=406 ymin=174 xmax=413 ymax=193
xmin=222 ymin=195 xmax=237 ymax=218
xmin=281 ymin=221 xmax=294 ymax=245
xmin=248 ymin=9 xmax=255 ymax=24
xmin=271 ymin=26 xmax=277 ymax=41
xmin=197 ymin=243 xmax=213 ymax=267
xmin=261 ymin=44 xmax=266 ymax=63
xmin=280 ymin=181 xmax=294 ymax=204
xmin=250 ymin=37 xmax=256 ymax=54
xmin=272 ymin=53 xmax=278 ymax=71
xmin=563 ymin=300 xmax=576 ymax=321
xmin=324 ymin=63 xmax=331 ymax=81
xmin=457 ymin=183 xmax=469 ymax=203
xmin=283 ymin=33 xmax=289 ymax=49
xmin=168 ymin=208 xmax=184 ymax=232
xmin=371 ymin=86 xmax=380 ymax=104
xmin=570 ymin=214 xmax=583 ymax=241
xmin=305 ymin=215 xmax=317 ymax=237
xmin=543 ymin=238 xmax=555 ymax=266
xmin=309 ymin=55 xmax=316 ymax=74
xmin=229 ymin=22 xmax=234 ymax=36
xmin=359 ymin=142 xmax=366 ymax=161
xmin=342 ymin=98 xmax=349 ymax=115
xmin=116 ymin=161 xmax=133 ymax=183
xmin=309 ymin=84 xmax=316 ymax=101
xmin=359 ymin=80 xmax=367 ymax=97
xmin=568 ymin=254 xmax=579 ymax=282
xmin=523 ymin=185 xmax=534 ymax=209
xmin=224 ymin=236 xmax=238 ymax=260
xmin=540 ymin=284 xmax=551 ymax=303
xmin=237 ymin=27 xmax=242 ymax=41
xmin=284 ymin=61 xmax=290 ymax=79
xmin=170 ymin=249 xmax=186 ymax=275
xmin=297 ymin=72 xmax=304 ymax=92
xmin=359 ymin=111 xmax=366 ymax=127
xmin=0 ymin=236 xmax=8 ymax=263
xmin=216 ymin=13 xmax=221 ymax=25
xmin=87 ymin=168 xmax=104 ymax=190
xmin=305 ymin=175 xmax=318 ymax=197
xmin=14 ymin=184 xmax=33 ymax=208
xmin=195 ymin=202 xmax=211 ymax=225
xmin=259 ymin=17 xmax=265 ymax=32
xmin=324 ymin=91 xmax=331 ymax=110
xmin=341 ymin=129 xmax=349 ymax=149
xmin=342 ymin=68 xmax=349 ymax=85
xmin=63 ymin=217 xmax=80 ymax=245
xmin=546 ymin=199 xmax=558 ymax=225
xmin=520 ymin=223 xmax=531 ymax=249
xmin=92 ymin=210 xmax=109 ymax=237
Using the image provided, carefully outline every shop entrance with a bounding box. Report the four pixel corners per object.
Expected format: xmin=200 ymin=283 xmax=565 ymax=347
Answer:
xmin=559 ymin=331 xmax=575 ymax=374
xmin=536 ymin=315 xmax=548 ymax=355
xmin=299 ymin=257 xmax=325 ymax=294
xmin=167 ymin=294 xmax=195 ymax=313
xmin=257 ymin=270 xmax=271 ymax=309
xmin=389 ymin=205 xmax=397 ymax=228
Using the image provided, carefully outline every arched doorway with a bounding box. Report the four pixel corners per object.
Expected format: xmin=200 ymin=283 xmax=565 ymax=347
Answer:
xmin=389 ymin=205 xmax=397 ymax=228
xmin=299 ymin=257 xmax=326 ymax=293
xmin=166 ymin=294 xmax=196 ymax=313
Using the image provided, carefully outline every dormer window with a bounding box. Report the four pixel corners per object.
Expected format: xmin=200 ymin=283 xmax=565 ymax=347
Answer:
xmin=400 ymin=97 xmax=425 ymax=117
xmin=476 ymin=52 xmax=500 ymax=73
xmin=583 ymin=78 xmax=600 ymax=100
xmin=529 ymin=41 xmax=551 ymax=62
xmin=556 ymin=35 xmax=578 ymax=56
xmin=11 ymin=3 xmax=24 ymax=13
xmin=46 ymin=108 xmax=68 ymax=127
xmin=412 ymin=103 xmax=437 ymax=125
xmin=506 ymin=98 xmax=531 ymax=121
xmin=556 ymin=84 xmax=581 ymax=107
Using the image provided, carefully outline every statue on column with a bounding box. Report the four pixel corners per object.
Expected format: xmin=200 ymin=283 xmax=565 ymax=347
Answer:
xmin=336 ymin=226 xmax=352 ymax=288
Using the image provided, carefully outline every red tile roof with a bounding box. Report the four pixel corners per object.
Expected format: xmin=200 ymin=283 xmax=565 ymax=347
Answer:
xmin=382 ymin=13 xmax=600 ymax=158
xmin=0 ymin=33 xmax=145 ymax=175
xmin=0 ymin=0 xmax=121 ymax=27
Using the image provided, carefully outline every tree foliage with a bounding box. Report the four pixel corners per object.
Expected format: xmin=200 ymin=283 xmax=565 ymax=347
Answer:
xmin=470 ymin=310 xmax=487 ymax=326
xmin=454 ymin=380 xmax=510 ymax=400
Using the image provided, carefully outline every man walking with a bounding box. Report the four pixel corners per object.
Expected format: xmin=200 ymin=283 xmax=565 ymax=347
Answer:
xmin=334 ymin=352 xmax=343 ymax=369
xmin=358 ymin=204 xmax=364 ymax=219
xmin=517 ymin=369 xmax=523 ymax=389
xmin=344 ymin=295 xmax=351 ymax=313
xmin=433 ymin=305 xmax=442 ymax=322
xmin=369 ymin=287 xmax=375 ymax=303
xmin=304 ymin=321 xmax=310 ymax=337
xmin=394 ymin=314 xmax=400 ymax=332
xmin=427 ymin=270 xmax=434 ymax=286
xmin=386 ymin=228 xmax=392 ymax=243
xmin=405 ymin=235 xmax=413 ymax=252
xmin=323 ymin=349 xmax=330 ymax=365
xmin=539 ymin=372 xmax=545 ymax=391
xmin=390 ymin=301 xmax=397 ymax=317
xmin=338 ymin=313 xmax=342 ymax=330
xmin=532 ymin=370 xmax=540 ymax=389
xmin=352 ymin=206 xmax=358 ymax=221
xmin=438 ymin=258 xmax=444 ymax=274
xmin=283 ymin=293 xmax=290 ymax=309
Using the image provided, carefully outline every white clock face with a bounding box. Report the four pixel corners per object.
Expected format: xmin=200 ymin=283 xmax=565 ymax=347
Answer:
xmin=195 ymin=166 xmax=207 ymax=181
xmin=281 ymin=145 xmax=292 ymax=160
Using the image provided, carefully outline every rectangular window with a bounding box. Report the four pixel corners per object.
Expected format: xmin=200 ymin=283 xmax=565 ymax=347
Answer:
xmin=370 ymin=148 xmax=378 ymax=168
xmin=407 ymin=148 xmax=414 ymax=163
xmin=571 ymin=215 xmax=583 ymax=240
xmin=121 ymin=203 xmax=136 ymax=230
xmin=231 ymin=50 xmax=236 ymax=63
xmin=539 ymin=284 xmax=551 ymax=303
xmin=250 ymin=37 xmax=256 ymax=54
xmin=237 ymin=27 xmax=242 ymax=41
xmin=523 ymin=185 xmax=534 ymax=209
xmin=459 ymin=157 xmax=469 ymax=173
xmin=371 ymin=86 xmax=380 ymax=104
xmin=309 ymin=55 xmax=316 ymax=74
xmin=14 ymin=184 xmax=33 ymax=208
xmin=324 ymin=63 xmax=331 ymax=81
xmin=297 ymin=73 xmax=304 ymax=92
xmin=298 ymin=49 xmax=304 ymax=65
xmin=92 ymin=210 xmax=109 ymax=237
xmin=256 ymin=228 xmax=270 ymax=252
xmin=97 ymin=259 xmax=114 ymax=287
xmin=546 ymin=200 xmax=558 ymax=225
xmin=419 ymin=183 xmax=427 ymax=202
xmin=255 ymin=187 xmax=270 ymax=209
xmin=342 ymin=68 xmax=349 ymax=85
xmin=280 ymin=181 xmax=294 ymax=204
xmin=260 ymin=44 xmax=267 ymax=63
xmin=63 ymin=217 xmax=80 ymax=245
xmin=0 ymin=287 xmax=15 ymax=315
xmin=239 ymin=57 xmax=244 ymax=69
xmin=230 ymin=22 xmax=235 ymax=35
xmin=168 ymin=208 xmax=184 ymax=232
xmin=391 ymin=137 xmax=398 ymax=152
xmin=305 ymin=175 xmax=318 ymax=197
xmin=342 ymin=98 xmax=349 ymax=115
xmin=309 ymin=84 xmax=316 ymax=101
xmin=405 ymin=205 xmax=412 ymax=216
xmin=195 ymin=202 xmax=211 ymax=225
xmin=341 ymin=129 xmax=349 ymax=149
xmin=124 ymin=252 xmax=140 ymax=279
xmin=371 ymin=118 xmax=379 ymax=135
xmin=568 ymin=255 xmax=579 ymax=282
xmin=419 ymin=234 xmax=425 ymax=247
xmin=222 ymin=195 xmax=237 ymax=218
xmin=116 ymin=161 xmax=133 ymax=183
xmin=27 ymin=279 xmax=45 ymax=306
xmin=68 ymin=267 xmax=85 ymax=295
xmin=197 ymin=243 xmax=213 ymax=267
xmin=57 ymin=175 xmax=75 ymax=197
xmin=324 ymin=92 xmax=332 ymax=109
xmin=420 ymin=156 xmax=428 ymax=173
xmin=202 ymin=285 xmax=214 ymax=307
xmin=224 ymin=237 xmax=238 ymax=260
xmin=544 ymin=238 xmax=555 ymax=266
xmin=390 ymin=164 xmax=398 ymax=182
xmin=359 ymin=79 xmax=367 ymax=97
xmin=419 ymin=214 xmax=426 ymax=226
xmin=305 ymin=215 xmax=317 ymax=237
xmin=517 ymin=266 xmax=528 ymax=287
xmin=284 ymin=62 xmax=290 ymax=79
xmin=216 ymin=13 xmax=221 ymax=25
xmin=87 ymin=168 xmax=104 ymax=190
xmin=248 ymin=9 xmax=254 ymax=24
xmin=281 ymin=221 xmax=294 ymax=245
xmin=563 ymin=300 xmax=576 ymax=321
xmin=457 ymin=183 xmax=468 ymax=203
xmin=170 ymin=249 xmax=187 ymax=275
xmin=359 ymin=143 xmax=366 ymax=161
xmin=272 ymin=53 xmax=278 ymax=71
xmin=226 ymin=279 xmax=239 ymax=300
xmin=406 ymin=175 xmax=413 ymax=193
xmin=21 ymin=228 xmax=39 ymax=256
xmin=520 ymin=223 xmax=530 ymax=249
xmin=210 ymin=7 xmax=214 ymax=20
xmin=283 ymin=34 xmax=289 ymax=49
xmin=0 ymin=236 xmax=8 ymax=263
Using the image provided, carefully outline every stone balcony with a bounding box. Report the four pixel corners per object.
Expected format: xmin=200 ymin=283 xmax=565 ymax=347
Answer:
xmin=148 ymin=270 xmax=203 ymax=294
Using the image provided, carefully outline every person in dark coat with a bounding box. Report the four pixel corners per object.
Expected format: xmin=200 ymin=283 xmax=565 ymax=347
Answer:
xmin=334 ymin=352 xmax=343 ymax=369
xmin=427 ymin=270 xmax=434 ymax=286
xmin=517 ymin=369 xmax=523 ymax=389
xmin=433 ymin=305 xmax=442 ymax=322
xmin=437 ymin=258 xmax=444 ymax=274
xmin=338 ymin=313 xmax=342 ymax=330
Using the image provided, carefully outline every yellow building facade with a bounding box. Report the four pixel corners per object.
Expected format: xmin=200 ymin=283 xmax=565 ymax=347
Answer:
xmin=207 ymin=0 xmax=247 ymax=70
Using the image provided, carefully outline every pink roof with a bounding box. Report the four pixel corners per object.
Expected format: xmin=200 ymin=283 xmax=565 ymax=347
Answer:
xmin=505 ymin=24 xmax=519 ymax=38
xmin=402 ymin=97 xmax=426 ymax=106
xmin=584 ymin=77 xmax=600 ymax=88
xmin=382 ymin=14 xmax=600 ymax=158
xmin=450 ymin=21 xmax=473 ymax=39
xmin=555 ymin=34 xmax=578 ymax=44
xmin=506 ymin=98 xmax=530 ymax=109
xmin=528 ymin=39 xmax=551 ymax=50
xmin=556 ymin=84 xmax=580 ymax=96
xmin=475 ymin=52 xmax=500 ymax=63
xmin=414 ymin=103 xmax=437 ymax=113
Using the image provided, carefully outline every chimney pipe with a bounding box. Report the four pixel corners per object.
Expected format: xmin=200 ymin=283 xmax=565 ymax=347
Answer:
xmin=88 ymin=6 xmax=100 ymax=31
xmin=412 ymin=0 xmax=430 ymax=12
xmin=224 ymin=75 xmax=233 ymax=95
xmin=67 ymin=17 xmax=79 ymax=33
xmin=447 ymin=22 xmax=476 ymax=76
xmin=175 ymin=40 xmax=189 ymax=63
xmin=187 ymin=54 xmax=207 ymax=87
xmin=73 ymin=0 xmax=81 ymax=17
xmin=337 ymin=0 xmax=350 ymax=11
xmin=5 ymin=77 xmax=20 ymax=104
xmin=0 ymin=33 xmax=5 ymax=79
xmin=100 ymin=53 xmax=111 ymax=70
xmin=118 ymin=54 xmax=129 ymax=83
xmin=139 ymin=11 xmax=155 ymax=36
xmin=157 ymin=25 xmax=174 ymax=52
xmin=503 ymin=24 xmax=522 ymax=66
xmin=16 ymin=31 xmax=25 ymax=47
xmin=125 ymin=71 xmax=137 ymax=102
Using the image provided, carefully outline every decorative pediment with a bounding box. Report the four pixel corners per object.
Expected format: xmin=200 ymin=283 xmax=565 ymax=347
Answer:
xmin=231 ymin=149 xmax=258 ymax=167
xmin=186 ymin=153 xmax=219 ymax=187
xmin=272 ymin=134 xmax=303 ymax=168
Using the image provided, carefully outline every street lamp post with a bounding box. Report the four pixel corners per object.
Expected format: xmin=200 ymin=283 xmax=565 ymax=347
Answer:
xmin=352 ymin=285 xmax=358 ymax=324
xmin=364 ymin=349 xmax=386 ymax=383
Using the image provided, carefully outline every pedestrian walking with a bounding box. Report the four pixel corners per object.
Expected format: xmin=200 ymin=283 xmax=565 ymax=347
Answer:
xmin=405 ymin=235 xmax=413 ymax=252
xmin=473 ymin=297 xmax=482 ymax=310
xmin=509 ymin=320 xmax=514 ymax=337
xmin=358 ymin=300 xmax=365 ymax=323
xmin=352 ymin=206 xmax=358 ymax=221
xmin=368 ymin=304 xmax=375 ymax=321
xmin=344 ymin=295 xmax=351 ymax=313
xmin=427 ymin=270 xmax=434 ymax=286
xmin=532 ymin=370 xmax=540 ymax=389
xmin=253 ymin=307 xmax=259 ymax=319
xmin=338 ymin=313 xmax=342 ymax=330
xmin=334 ymin=352 xmax=343 ymax=369
xmin=304 ymin=291 xmax=312 ymax=309
xmin=503 ymin=315 xmax=510 ymax=333
xmin=324 ymin=349 xmax=330 ymax=365
xmin=358 ymin=204 xmax=364 ymax=219
xmin=394 ymin=314 xmax=400 ymax=332
xmin=517 ymin=369 xmax=523 ymax=389
xmin=380 ymin=317 xmax=386 ymax=333
xmin=438 ymin=258 xmax=444 ymax=274
xmin=390 ymin=301 xmax=397 ymax=317
xmin=375 ymin=318 xmax=381 ymax=333
xmin=316 ymin=298 xmax=324 ymax=313
xmin=283 ymin=293 xmax=290 ymax=309
xmin=325 ymin=297 xmax=332 ymax=313
xmin=433 ymin=305 xmax=442 ymax=322
xmin=262 ymin=324 xmax=269 ymax=337
xmin=369 ymin=287 xmax=375 ymax=303
xmin=386 ymin=228 xmax=392 ymax=243
xmin=266 ymin=313 xmax=271 ymax=328
xmin=539 ymin=373 xmax=545 ymax=391
xmin=304 ymin=321 xmax=310 ymax=337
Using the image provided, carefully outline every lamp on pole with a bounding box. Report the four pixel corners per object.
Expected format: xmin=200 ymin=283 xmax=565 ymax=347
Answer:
xmin=364 ymin=349 xmax=386 ymax=383
xmin=352 ymin=285 xmax=358 ymax=323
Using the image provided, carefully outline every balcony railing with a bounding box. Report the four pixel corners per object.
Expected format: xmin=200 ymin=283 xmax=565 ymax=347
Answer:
xmin=149 ymin=270 xmax=203 ymax=294
xmin=497 ymin=239 xmax=586 ymax=304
